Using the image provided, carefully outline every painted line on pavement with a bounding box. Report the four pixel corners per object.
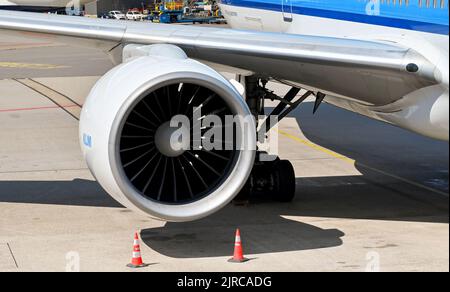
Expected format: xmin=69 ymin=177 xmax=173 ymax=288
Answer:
xmin=13 ymin=78 xmax=81 ymax=120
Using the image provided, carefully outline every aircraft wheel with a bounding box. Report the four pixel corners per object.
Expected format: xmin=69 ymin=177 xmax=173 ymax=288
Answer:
xmin=234 ymin=158 xmax=296 ymax=203
xmin=273 ymin=160 xmax=296 ymax=202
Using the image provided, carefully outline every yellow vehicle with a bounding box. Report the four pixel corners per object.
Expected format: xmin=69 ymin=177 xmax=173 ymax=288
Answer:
xmin=165 ymin=1 xmax=184 ymax=11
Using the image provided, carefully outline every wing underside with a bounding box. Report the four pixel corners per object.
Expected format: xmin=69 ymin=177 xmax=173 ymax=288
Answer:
xmin=0 ymin=11 xmax=440 ymax=106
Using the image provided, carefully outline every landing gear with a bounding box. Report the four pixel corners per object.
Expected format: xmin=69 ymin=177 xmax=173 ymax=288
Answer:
xmin=236 ymin=157 xmax=296 ymax=202
xmin=234 ymin=74 xmax=323 ymax=204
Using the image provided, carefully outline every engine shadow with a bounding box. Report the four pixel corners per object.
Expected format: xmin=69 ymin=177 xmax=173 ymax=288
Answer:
xmin=141 ymin=203 xmax=345 ymax=258
xmin=140 ymin=173 xmax=448 ymax=258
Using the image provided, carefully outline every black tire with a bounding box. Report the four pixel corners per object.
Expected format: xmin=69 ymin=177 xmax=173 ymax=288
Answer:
xmin=274 ymin=160 xmax=296 ymax=202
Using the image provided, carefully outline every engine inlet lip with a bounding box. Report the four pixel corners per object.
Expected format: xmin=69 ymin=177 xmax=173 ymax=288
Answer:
xmin=108 ymin=71 xmax=256 ymax=222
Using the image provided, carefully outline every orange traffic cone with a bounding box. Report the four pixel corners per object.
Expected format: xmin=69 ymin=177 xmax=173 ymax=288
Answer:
xmin=127 ymin=232 xmax=148 ymax=268
xmin=228 ymin=229 xmax=249 ymax=263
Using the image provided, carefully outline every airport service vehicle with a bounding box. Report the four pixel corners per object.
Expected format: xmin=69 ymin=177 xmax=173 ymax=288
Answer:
xmin=126 ymin=11 xmax=143 ymax=21
xmin=0 ymin=0 xmax=448 ymax=222
xmin=157 ymin=9 xmax=215 ymax=24
xmin=109 ymin=10 xmax=126 ymax=20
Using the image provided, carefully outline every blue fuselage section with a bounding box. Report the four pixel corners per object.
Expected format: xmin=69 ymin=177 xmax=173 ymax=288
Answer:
xmin=221 ymin=0 xmax=449 ymax=35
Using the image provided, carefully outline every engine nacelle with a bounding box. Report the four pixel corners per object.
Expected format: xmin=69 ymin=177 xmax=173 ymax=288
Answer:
xmin=80 ymin=45 xmax=256 ymax=222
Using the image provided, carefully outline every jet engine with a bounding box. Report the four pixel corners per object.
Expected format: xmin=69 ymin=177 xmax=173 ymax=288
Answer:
xmin=79 ymin=45 xmax=256 ymax=222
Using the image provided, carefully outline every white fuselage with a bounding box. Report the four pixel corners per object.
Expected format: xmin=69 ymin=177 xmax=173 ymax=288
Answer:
xmin=221 ymin=3 xmax=449 ymax=141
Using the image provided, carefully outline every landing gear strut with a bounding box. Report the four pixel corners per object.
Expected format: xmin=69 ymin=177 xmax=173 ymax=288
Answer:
xmin=235 ymin=75 xmax=318 ymax=203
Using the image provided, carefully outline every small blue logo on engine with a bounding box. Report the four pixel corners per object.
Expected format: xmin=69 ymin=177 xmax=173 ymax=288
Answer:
xmin=83 ymin=134 xmax=92 ymax=148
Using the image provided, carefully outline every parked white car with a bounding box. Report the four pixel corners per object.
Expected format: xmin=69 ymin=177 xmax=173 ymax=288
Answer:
xmin=108 ymin=11 xmax=126 ymax=20
xmin=126 ymin=11 xmax=144 ymax=21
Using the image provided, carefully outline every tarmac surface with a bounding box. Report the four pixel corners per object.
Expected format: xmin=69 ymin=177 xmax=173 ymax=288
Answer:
xmin=0 ymin=31 xmax=448 ymax=272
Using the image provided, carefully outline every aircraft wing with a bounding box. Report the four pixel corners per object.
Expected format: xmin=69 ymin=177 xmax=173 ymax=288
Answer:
xmin=0 ymin=10 xmax=440 ymax=106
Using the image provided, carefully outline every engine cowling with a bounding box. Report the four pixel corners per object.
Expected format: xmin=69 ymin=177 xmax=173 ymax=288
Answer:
xmin=79 ymin=46 xmax=256 ymax=222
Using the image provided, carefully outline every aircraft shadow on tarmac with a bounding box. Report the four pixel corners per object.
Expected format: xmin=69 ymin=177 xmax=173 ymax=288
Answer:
xmin=139 ymin=175 xmax=447 ymax=258
xmin=0 ymin=179 xmax=121 ymax=208
xmin=1 ymin=174 xmax=447 ymax=258
xmin=0 ymin=173 xmax=447 ymax=224
xmin=141 ymin=203 xmax=345 ymax=258
xmin=288 ymin=102 xmax=449 ymax=195
xmin=268 ymin=102 xmax=449 ymax=225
